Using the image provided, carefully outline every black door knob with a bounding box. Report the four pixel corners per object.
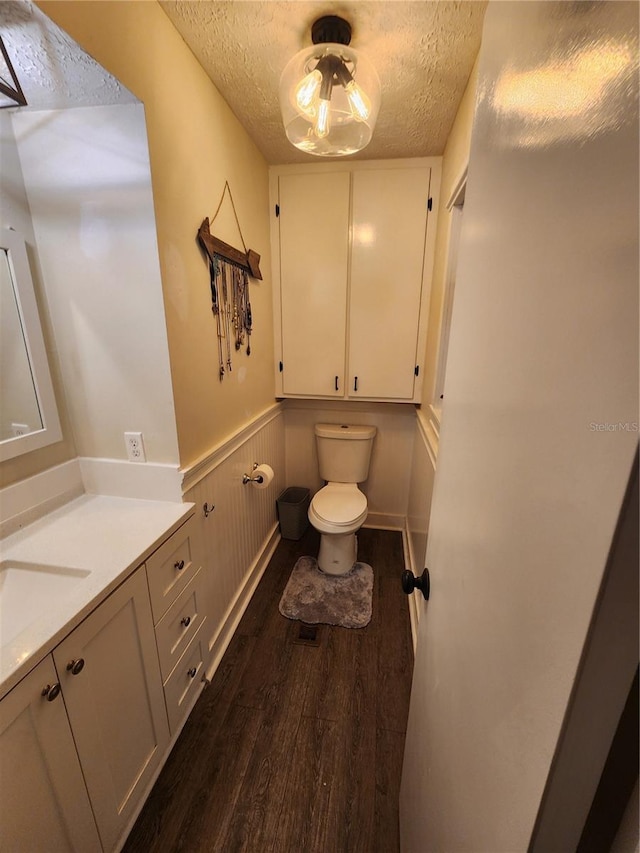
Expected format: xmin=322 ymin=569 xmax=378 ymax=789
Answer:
xmin=401 ymin=568 xmax=430 ymax=600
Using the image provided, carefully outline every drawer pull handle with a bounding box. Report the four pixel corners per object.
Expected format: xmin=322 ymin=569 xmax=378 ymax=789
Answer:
xmin=181 ymin=616 xmax=191 ymax=628
xmin=42 ymin=683 xmax=61 ymax=701
xmin=66 ymin=658 xmax=85 ymax=676
xmin=187 ymin=667 xmax=197 ymax=679
xmin=174 ymin=559 xmax=185 ymax=571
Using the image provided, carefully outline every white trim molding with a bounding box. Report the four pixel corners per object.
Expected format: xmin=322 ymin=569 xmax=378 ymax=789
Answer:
xmin=180 ymin=403 xmax=283 ymax=494
xmin=446 ymin=164 xmax=469 ymax=211
xmin=416 ymin=407 xmax=439 ymax=466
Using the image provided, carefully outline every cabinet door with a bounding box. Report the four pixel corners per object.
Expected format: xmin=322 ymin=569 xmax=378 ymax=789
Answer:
xmin=348 ymin=168 xmax=431 ymax=400
xmin=0 ymin=655 xmax=101 ymax=853
xmin=53 ymin=567 xmax=170 ymax=852
xmin=279 ymin=171 xmax=350 ymax=396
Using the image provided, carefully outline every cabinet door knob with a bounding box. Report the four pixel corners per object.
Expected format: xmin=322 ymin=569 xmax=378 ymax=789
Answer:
xmin=174 ymin=559 xmax=185 ymax=571
xmin=42 ymin=683 xmax=61 ymax=701
xmin=187 ymin=667 xmax=197 ymax=679
xmin=354 ymin=376 xmax=358 ymax=392
xmin=181 ymin=615 xmax=191 ymax=628
xmin=66 ymin=658 xmax=85 ymax=675
xmin=334 ymin=375 xmax=339 ymax=392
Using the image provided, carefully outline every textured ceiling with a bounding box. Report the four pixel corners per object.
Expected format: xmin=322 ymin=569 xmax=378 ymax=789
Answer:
xmin=0 ymin=1 xmax=136 ymax=110
xmin=160 ymin=1 xmax=487 ymax=164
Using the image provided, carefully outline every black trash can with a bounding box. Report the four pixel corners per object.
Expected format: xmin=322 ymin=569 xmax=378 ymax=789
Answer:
xmin=276 ymin=486 xmax=310 ymax=540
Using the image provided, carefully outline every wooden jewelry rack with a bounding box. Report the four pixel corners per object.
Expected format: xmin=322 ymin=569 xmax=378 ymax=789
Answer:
xmin=197 ymin=182 xmax=262 ymax=380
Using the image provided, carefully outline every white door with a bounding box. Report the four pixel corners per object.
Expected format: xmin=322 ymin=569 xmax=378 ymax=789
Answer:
xmin=53 ymin=566 xmax=170 ymax=852
xmin=400 ymin=2 xmax=638 ymax=851
xmin=278 ymin=171 xmax=350 ymax=396
xmin=348 ymin=167 xmax=430 ymax=400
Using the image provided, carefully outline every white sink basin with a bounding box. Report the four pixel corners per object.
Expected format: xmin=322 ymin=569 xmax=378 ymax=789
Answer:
xmin=0 ymin=561 xmax=91 ymax=647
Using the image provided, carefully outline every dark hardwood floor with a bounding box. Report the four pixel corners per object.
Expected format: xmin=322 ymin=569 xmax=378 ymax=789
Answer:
xmin=124 ymin=526 xmax=414 ymax=853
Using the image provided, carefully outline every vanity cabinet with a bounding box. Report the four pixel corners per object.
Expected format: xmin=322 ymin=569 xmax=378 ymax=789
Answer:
xmin=52 ymin=565 xmax=169 ymax=853
xmin=0 ymin=655 xmax=102 ymax=852
xmin=146 ymin=515 xmax=207 ymax=736
xmin=272 ymin=160 xmax=439 ymax=402
xmin=0 ymin=506 xmax=204 ymax=853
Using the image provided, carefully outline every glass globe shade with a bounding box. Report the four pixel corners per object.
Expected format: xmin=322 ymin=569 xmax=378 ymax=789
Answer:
xmin=279 ymin=43 xmax=381 ymax=157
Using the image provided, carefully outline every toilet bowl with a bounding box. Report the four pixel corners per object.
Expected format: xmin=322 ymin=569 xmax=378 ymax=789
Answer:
xmin=309 ymin=483 xmax=368 ymax=575
xmin=308 ymin=423 xmax=376 ymax=576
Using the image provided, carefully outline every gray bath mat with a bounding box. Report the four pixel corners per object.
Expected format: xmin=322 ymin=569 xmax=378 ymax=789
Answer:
xmin=279 ymin=556 xmax=373 ymax=629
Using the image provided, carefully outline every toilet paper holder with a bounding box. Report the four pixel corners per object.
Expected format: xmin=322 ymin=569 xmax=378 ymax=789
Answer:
xmin=242 ymin=462 xmax=264 ymax=485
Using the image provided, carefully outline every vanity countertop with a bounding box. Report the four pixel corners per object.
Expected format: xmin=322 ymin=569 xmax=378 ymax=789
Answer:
xmin=0 ymin=494 xmax=194 ymax=700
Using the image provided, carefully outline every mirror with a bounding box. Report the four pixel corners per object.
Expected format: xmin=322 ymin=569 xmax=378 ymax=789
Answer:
xmin=0 ymin=229 xmax=61 ymax=461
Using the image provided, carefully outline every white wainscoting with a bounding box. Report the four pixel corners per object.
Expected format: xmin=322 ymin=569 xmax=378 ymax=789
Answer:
xmin=182 ymin=407 xmax=286 ymax=679
xmin=405 ymin=409 xmax=438 ymax=648
xmin=282 ymin=399 xmax=416 ymax=529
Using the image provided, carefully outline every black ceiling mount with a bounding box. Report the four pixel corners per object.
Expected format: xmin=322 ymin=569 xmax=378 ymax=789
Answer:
xmin=311 ymin=15 xmax=352 ymax=46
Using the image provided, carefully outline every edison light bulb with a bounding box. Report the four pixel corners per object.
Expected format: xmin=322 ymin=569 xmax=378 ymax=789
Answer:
xmin=315 ymin=98 xmax=331 ymax=138
xmin=345 ymin=80 xmax=371 ymax=122
xmin=295 ymin=69 xmax=322 ymax=117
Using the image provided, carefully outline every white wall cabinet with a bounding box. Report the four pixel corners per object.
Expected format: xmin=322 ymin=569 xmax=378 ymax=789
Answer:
xmin=271 ymin=159 xmax=440 ymax=403
xmin=0 ymin=655 xmax=102 ymax=852
xmin=53 ymin=566 xmax=170 ymax=852
xmin=278 ymin=171 xmax=350 ymax=397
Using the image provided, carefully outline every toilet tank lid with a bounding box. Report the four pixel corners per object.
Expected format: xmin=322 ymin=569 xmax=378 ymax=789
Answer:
xmin=315 ymin=423 xmax=377 ymax=440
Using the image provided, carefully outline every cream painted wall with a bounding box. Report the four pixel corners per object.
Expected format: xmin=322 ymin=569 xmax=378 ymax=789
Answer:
xmin=38 ymin=1 xmax=276 ymax=470
xmin=420 ymin=57 xmax=479 ymax=411
xmin=12 ymin=104 xmax=180 ymax=465
xmin=283 ymin=400 xmax=415 ymax=524
xmin=0 ymin=113 xmax=76 ymax=487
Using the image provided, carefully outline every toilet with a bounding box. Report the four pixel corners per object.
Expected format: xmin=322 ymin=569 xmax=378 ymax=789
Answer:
xmin=308 ymin=423 xmax=377 ymax=575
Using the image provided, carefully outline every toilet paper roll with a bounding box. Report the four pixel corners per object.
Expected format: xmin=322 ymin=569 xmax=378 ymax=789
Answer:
xmin=251 ymin=463 xmax=274 ymax=489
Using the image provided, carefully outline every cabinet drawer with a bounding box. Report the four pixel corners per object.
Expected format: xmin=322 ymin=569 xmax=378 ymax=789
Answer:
xmin=155 ymin=569 xmax=206 ymax=682
xmin=147 ymin=516 xmax=200 ymax=622
xmin=164 ymin=626 xmax=206 ymax=735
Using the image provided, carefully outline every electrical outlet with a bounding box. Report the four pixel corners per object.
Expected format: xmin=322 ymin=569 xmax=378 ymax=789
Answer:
xmin=124 ymin=431 xmax=146 ymax=463
xmin=11 ymin=423 xmax=30 ymax=437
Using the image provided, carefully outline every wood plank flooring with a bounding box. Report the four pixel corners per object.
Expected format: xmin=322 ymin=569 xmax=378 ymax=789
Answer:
xmin=124 ymin=527 xmax=414 ymax=853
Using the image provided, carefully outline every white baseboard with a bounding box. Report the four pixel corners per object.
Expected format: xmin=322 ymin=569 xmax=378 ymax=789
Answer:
xmin=364 ymin=511 xmax=405 ymax=530
xmin=205 ymin=522 xmax=281 ymax=682
xmin=79 ymin=457 xmax=183 ymax=502
xmin=0 ymin=459 xmax=84 ymax=537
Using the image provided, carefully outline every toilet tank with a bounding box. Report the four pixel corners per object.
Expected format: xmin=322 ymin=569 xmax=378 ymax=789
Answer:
xmin=315 ymin=423 xmax=377 ymax=483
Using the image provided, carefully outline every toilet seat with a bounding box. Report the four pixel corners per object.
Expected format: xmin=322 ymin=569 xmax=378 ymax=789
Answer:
xmin=309 ymin=483 xmax=368 ymax=532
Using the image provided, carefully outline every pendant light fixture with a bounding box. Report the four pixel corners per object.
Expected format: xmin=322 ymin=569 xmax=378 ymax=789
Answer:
xmin=279 ymin=15 xmax=380 ymax=157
